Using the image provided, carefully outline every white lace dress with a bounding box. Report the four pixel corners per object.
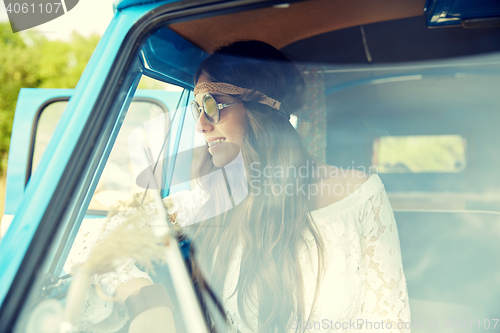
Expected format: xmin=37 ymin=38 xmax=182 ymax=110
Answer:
xmin=64 ymin=174 xmax=410 ymax=332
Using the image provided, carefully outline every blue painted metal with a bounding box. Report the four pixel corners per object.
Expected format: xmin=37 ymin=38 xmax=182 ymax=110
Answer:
xmin=167 ymin=91 xmax=196 ymax=195
xmin=163 ymin=92 xmax=189 ymax=197
xmin=0 ymin=2 xmax=169 ymax=307
xmin=113 ymin=0 xmax=179 ymax=11
xmin=424 ymin=0 xmax=500 ymax=27
xmin=140 ymin=28 xmax=208 ymax=88
xmin=4 ymin=89 xmax=73 ymax=217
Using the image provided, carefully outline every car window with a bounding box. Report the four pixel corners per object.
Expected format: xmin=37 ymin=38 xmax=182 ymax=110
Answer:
xmin=31 ymin=97 xmax=172 ymax=214
xmin=13 ymin=71 xmax=200 ymax=332
xmin=373 ymin=135 xmax=467 ymax=173
xmin=31 ymin=100 xmax=68 ymax=173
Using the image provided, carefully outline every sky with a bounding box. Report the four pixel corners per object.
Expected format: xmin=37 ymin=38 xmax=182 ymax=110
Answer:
xmin=0 ymin=0 xmax=115 ymax=40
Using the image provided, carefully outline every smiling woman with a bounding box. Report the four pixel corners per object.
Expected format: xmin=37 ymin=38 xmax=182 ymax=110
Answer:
xmin=192 ymin=75 xmax=247 ymax=168
xmin=69 ymin=40 xmax=409 ymax=333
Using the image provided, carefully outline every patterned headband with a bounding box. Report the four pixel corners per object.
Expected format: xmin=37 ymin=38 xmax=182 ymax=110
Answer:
xmin=194 ymin=82 xmax=284 ymax=112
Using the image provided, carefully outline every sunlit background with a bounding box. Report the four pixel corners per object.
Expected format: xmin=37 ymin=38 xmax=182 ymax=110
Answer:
xmin=0 ymin=0 xmax=115 ymax=219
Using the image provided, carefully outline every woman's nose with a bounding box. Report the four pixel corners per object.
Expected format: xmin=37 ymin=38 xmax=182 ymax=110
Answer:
xmin=195 ymin=112 xmax=214 ymax=133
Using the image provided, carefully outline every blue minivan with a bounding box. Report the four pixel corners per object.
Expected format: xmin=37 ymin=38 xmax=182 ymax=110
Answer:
xmin=1 ymin=0 xmax=500 ymax=332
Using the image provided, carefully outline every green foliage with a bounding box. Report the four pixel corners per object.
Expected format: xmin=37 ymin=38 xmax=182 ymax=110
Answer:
xmin=376 ymin=135 xmax=466 ymax=173
xmin=0 ymin=23 xmax=100 ymax=174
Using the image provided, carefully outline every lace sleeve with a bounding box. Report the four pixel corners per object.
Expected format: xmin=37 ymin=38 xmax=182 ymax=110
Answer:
xmin=64 ymin=216 xmax=153 ymax=333
xmin=62 ymin=186 xmax=208 ymax=332
xmin=165 ymin=184 xmax=210 ymax=227
xmin=360 ymin=186 xmax=411 ymax=332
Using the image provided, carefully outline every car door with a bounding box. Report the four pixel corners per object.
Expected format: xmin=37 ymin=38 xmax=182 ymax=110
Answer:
xmin=0 ymin=8 xmax=249 ymax=327
xmin=1 ymin=88 xmax=187 ymax=238
xmin=0 ymin=10 xmax=245 ymax=328
xmin=0 ymin=80 xmax=213 ymax=332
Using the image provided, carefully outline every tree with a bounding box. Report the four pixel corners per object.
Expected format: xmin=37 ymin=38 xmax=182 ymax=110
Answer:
xmin=0 ymin=23 xmax=100 ymax=174
xmin=0 ymin=23 xmax=42 ymax=173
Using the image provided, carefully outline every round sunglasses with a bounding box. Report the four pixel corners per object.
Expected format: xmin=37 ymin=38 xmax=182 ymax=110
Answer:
xmin=191 ymin=93 xmax=240 ymax=124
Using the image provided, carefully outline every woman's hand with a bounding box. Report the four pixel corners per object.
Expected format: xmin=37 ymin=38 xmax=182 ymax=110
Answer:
xmin=114 ymin=278 xmax=177 ymax=333
xmin=128 ymin=306 xmax=176 ymax=333
xmin=114 ymin=278 xmax=152 ymax=304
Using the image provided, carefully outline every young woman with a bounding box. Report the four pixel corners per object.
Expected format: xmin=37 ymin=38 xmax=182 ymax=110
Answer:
xmin=66 ymin=40 xmax=410 ymax=333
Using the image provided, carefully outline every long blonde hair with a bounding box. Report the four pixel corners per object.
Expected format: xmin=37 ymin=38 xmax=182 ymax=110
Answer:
xmin=187 ymin=41 xmax=326 ymax=332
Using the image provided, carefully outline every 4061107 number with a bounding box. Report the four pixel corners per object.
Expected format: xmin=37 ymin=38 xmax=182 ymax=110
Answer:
xmin=5 ymin=2 xmax=62 ymax=14
xmin=443 ymin=319 xmax=499 ymax=330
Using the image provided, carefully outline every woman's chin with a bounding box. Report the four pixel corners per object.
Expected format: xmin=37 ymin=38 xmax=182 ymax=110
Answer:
xmin=209 ymin=142 xmax=240 ymax=167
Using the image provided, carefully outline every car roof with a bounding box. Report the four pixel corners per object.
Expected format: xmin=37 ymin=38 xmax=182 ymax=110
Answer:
xmin=169 ymin=0 xmax=425 ymax=52
xmin=113 ymin=0 xmax=177 ymax=11
xmin=161 ymin=0 xmax=500 ymax=63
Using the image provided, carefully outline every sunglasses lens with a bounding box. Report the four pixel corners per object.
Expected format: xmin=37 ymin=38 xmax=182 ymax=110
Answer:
xmin=191 ymin=101 xmax=201 ymax=121
xmin=203 ymin=94 xmax=220 ymax=123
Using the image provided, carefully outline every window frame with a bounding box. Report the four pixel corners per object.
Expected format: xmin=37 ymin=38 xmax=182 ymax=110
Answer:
xmin=0 ymin=1 xmax=286 ymax=330
xmin=26 ymin=97 xmax=70 ymax=186
xmin=28 ymin=97 xmax=172 ymax=216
